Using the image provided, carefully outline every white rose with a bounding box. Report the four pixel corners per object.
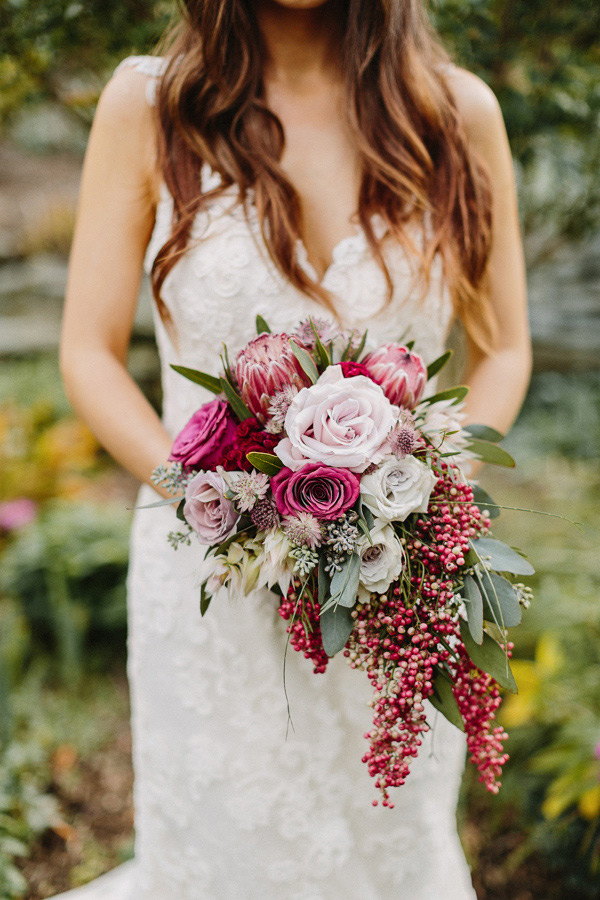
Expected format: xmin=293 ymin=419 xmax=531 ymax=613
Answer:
xmin=358 ymin=522 xmax=404 ymax=596
xmin=275 ymin=365 xmax=397 ymax=473
xmin=360 ymin=455 xmax=437 ymax=522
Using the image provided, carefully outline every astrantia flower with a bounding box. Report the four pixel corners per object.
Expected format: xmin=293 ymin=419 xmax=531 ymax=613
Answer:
xmin=250 ymin=496 xmax=280 ymax=531
xmin=222 ymin=469 xmax=269 ymax=512
xmin=235 ymin=333 xmax=312 ymax=424
xmin=282 ymin=512 xmax=324 ymax=549
xmin=266 ymin=386 xmax=299 ymax=434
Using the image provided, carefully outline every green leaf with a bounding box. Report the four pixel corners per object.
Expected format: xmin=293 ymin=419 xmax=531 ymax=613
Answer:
xmin=467 ymin=439 xmax=515 ymax=468
xmin=464 ymin=423 xmax=504 ymax=442
xmin=289 ymin=339 xmax=319 ymax=383
xmin=329 ymin=553 xmax=361 ymax=608
xmin=320 ymin=603 xmax=355 ymax=657
xmin=310 ymin=319 xmax=333 ymax=368
xmin=420 ymin=385 xmax=469 ymax=406
xmin=134 ymin=495 xmax=185 ymax=509
xmin=170 ymin=365 xmax=222 ymax=393
xmin=459 ymin=619 xmax=518 ymax=692
xmin=245 ymin=452 xmax=284 ymax=475
xmin=475 ymin=569 xmax=522 ymax=628
xmin=200 ymin=582 xmax=212 ymax=616
xmin=256 ymin=315 xmax=271 ymax=334
xmin=426 ymin=349 xmax=453 ymax=380
xmin=462 ymin=574 xmax=484 ymax=644
xmin=318 ymin=556 xmax=329 ymax=606
xmin=429 ymin=670 xmax=465 ymax=731
xmin=176 ymin=499 xmax=186 ymax=523
xmin=220 ymin=378 xmax=253 ymax=421
xmin=471 ymin=484 xmax=500 ymax=519
xmin=405 ymin=339 xmax=415 ymax=352
xmin=471 ymin=537 xmax=535 ymax=576
xmin=349 ymin=329 xmax=368 ymax=361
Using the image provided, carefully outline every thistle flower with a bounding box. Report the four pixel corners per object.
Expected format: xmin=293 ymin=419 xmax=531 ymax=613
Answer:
xmin=250 ymin=496 xmax=280 ymax=530
xmin=282 ymin=512 xmax=324 ymax=549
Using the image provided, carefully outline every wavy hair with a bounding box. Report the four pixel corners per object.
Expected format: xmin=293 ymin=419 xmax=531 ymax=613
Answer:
xmin=149 ymin=0 xmax=495 ymax=350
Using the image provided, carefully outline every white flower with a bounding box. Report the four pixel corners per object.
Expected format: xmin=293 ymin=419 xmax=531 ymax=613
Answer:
xmin=360 ymin=455 xmax=437 ymax=522
xmin=419 ymin=399 xmax=476 ymax=476
xmin=255 ymin=529 xmax=294 ymax=596
xmin=205 ymin=537 xmax=263 ymax=601
xmin=275 ymin=365 xmax=397 ymax=473
xmin=357 ymin=522 xmax=404 ymax=597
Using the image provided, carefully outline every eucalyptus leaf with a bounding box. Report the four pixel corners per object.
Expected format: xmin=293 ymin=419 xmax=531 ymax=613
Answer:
xmin=289 ymin=340 xmax=319 ymax=383
xmin=245 ymin=451 xmax=284 ymax=475
xmin=329 ymin=553 xmax=361 ymax=608
xmin=471 ymin=485 xmax=500 ymax=519
xmin=429 ymin=670 xmax=465 ymax=731
xmin=220 ymin=378 xmax=253 ymax=421
xmin=421 ymin=385 xmax=469 ymax=406
xmin=464 ymin=423 xmax=504 ymax=442
xmin=170 ymin=365 xmax=222 ymax=394
xmin=462 ymin=574 xmax=484 ymax=644
xmin=475 ymin=569 xmax=522 ymax=628
xmin=471 ymin=537 xmax=535 ymax=576
xmin=467 ymin=439 xmax=515 ymax=468
xmin=320 ymin=603 xmax=355 ymax=657
xmin=134 ymin=495 xmax=184 ymax=509
xmin=318 ymin=556 xmax=329 ymax=606
xmin=459 ymin=620 xmax=518 ymax=692
xmin=255 ymin=315 xmax=271 ymax=334
xmin=426 ymin=349 xmax=453 ymax=380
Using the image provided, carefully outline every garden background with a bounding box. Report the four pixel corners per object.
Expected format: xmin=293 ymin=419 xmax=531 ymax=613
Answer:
xmin=0 ymin=1 xmax=599 ymax=897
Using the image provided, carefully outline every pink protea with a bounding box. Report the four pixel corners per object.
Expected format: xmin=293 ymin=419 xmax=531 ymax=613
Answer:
xmin=235 ymin=333 xmax=312 ymax=424
xmin=362 ymin=344 xmax=427 ymax=409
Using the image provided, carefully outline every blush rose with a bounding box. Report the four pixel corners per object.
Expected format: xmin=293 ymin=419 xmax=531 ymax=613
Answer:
xmin=184 ymin=470 xmax=239 ymax=544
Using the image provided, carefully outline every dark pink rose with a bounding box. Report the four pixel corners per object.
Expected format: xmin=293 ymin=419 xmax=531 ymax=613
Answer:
xmin=235 ymin=333 xmax=312 ymax=424
xmin=272 ymin=463 xmax=360 ymax=521
xmin=169 ymin=399 xmax=237 ymax=469
xmin=362 ymin=344 xmax=427 ymax=409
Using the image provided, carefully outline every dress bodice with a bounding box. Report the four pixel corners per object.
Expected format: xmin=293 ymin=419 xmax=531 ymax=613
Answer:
xmin=114 ymin=55 xmax=455 ymax=438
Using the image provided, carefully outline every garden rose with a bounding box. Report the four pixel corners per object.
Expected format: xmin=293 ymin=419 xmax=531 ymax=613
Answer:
xmin=184 ymin=470 xmax=239 ymax=544
xmin=169 ymin=399 xmax=237 ymax=470
xmin=275 ymin=366 xmax=397 ymax=473
xmin=362 ymin=344 xmax=427 ymax=409
xmin=357 ymin=522 xmax=404 ymax=596
xmin=235 ymin=332 xmax=312 ymax=424
xmin=272 ymin=463 xmax=360 ymax=520
xmin=360 ymin=455 xmax=437 ymax=522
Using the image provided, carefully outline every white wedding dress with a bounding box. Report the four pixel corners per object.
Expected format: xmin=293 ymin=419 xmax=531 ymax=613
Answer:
xmin=52 ymin=55 xmax=478 ymax=900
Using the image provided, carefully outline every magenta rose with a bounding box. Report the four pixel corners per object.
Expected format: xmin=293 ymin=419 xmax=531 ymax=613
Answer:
xmin=235 ymin=332 xmax=312 ymax=424
xmin=169 ymin=399 xmax=237 ymax=470
xmin=184 ymin=470 xmax=239 ymax=544
xmin=272 ymin=463 xmax=360 ymax=521
xmin=362 ymin=344 xmax=427 ymax=409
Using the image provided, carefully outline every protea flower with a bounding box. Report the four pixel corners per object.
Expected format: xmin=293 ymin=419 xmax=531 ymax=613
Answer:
xmin=361 ymin=343 xmax=427 ymax=409
xmin=235 ymin=333 xmax=312 ymax=424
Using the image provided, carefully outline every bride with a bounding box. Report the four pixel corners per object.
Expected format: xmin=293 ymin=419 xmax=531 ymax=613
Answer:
xmin=58 ymin=0 xmax=531 ymax=897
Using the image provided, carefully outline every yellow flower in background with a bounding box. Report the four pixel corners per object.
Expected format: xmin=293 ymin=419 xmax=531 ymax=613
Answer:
xmin=36 ymin=419 xmax=99 ymax=472
xmin=501 ymin=632 xmax=565 ymax=727
xmin=578 ymin=785 xmax=600 ymax=821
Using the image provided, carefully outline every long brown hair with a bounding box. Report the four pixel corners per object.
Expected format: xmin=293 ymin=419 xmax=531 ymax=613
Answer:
xmin=150 ymin=0 xmax=495 ymax=350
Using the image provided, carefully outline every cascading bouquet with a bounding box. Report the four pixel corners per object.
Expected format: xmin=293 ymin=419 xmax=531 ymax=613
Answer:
xmin=150 ymin=316 xmax=535 ymax=807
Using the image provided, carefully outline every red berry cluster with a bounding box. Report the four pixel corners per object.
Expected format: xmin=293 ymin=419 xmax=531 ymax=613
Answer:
xmin=278 ymin=581 xmax=329 ymax=675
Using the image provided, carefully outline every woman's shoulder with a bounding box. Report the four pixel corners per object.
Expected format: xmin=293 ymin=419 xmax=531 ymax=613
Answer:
xmin=108 ymin=54 xmax=170 ymax=107
xmin=442 ymin=63 xmax=504 ymax=138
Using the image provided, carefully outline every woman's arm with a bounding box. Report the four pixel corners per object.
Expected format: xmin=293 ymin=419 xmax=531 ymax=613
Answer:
xmin=447 ymin=67 xmax=533 ymax=436
xmin=60 ymin=66 xmax=174 ymax=497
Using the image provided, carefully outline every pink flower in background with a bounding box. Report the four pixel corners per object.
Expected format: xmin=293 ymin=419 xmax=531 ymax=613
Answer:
xmin=184 ymin=471 xmax=239 ymax=544
xmin=235 ymin=333 xmax=312 ymax=424
xmin=362 ymin=344 xmax=427 ymax=409
xmin=169 ymin=399 xmax=237 ymax=470
xmin=0 ymin=499 xmax=37 ymax=532
xmin=272 ymin=463 xmax=360 ymax=520
xmin=594 ymin=741 xmax=600 ymax=762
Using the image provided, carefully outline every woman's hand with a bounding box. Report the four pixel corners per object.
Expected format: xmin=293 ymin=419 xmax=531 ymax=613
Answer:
xmin=60 ymin=65 xmax=175 ymax=498
xmin=447 ymin=68 xmax=533 ymax=457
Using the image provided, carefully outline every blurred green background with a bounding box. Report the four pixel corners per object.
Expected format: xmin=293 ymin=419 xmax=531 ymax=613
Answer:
xmin=0 ymin=1 xmax=599 ymax=897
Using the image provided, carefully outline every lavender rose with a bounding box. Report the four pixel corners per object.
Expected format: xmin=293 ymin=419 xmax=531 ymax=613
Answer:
xmin=275 ymin=366 xmax=397 ymax=474
xmin=169 ymin=399 xmax=237 ymax=470
xmin=272 ymin=463 xmax=360 ymax=520
xmin=184 ymin=470 xmax=239 ymax=544
xmin=362 ymin=344 xmax=427 ymax=409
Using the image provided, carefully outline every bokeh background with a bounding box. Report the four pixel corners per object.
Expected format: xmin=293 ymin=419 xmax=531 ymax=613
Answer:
xmin=0 ymin=1 xmax=599 ymax=897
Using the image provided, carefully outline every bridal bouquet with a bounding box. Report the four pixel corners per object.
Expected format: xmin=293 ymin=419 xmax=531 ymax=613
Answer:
xmin=150 ymin=317 xmax=534 ymax=807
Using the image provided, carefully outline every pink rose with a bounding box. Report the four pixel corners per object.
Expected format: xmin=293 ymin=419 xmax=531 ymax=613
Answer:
xmin=169 ymin=399 xmax=237 ymax=470
xmin=275 ymin=366 xmax=397 ymax=473
xmin=272 ymin=463 xmax=360 ymax=520
xmin=362 ymin=344 xmax=427 ymax=409
xmin=184 ymin=471 xmax=239 ymax=544
xmin=235 ymin=333 xmax=312 ymax=424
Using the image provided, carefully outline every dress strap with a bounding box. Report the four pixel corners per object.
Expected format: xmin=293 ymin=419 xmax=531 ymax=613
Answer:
xmin=112 ymin=54 xmax=168 ymax=106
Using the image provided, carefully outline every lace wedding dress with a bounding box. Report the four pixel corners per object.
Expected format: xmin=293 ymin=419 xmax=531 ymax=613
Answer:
xmin=52 ymin=55 xmax=478 ymax=900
